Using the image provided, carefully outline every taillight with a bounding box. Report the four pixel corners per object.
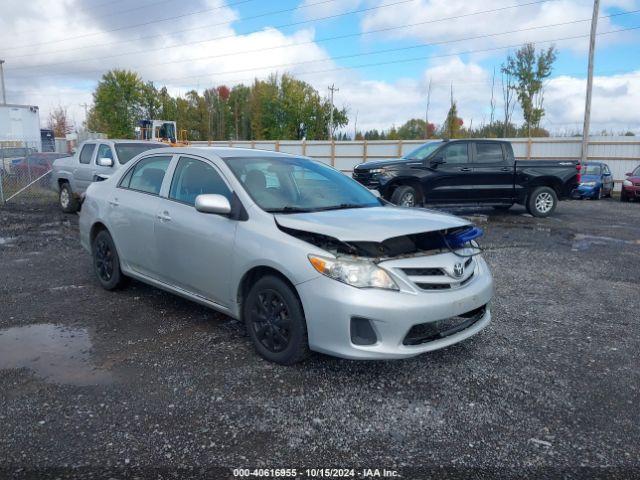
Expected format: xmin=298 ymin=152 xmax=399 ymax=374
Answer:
xmin=576 ymin=163 xmax=582 ymax=183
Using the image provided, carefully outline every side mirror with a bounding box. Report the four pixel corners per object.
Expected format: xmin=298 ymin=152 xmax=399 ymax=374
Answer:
xmin=195 ymin=194 xmax=231 ymax=215
xmin=97 ymin=157 xmax=113 ymax=167
xmin=430 ymin=155 xmax=445 ymax=167
xmin=626 ymin=172 xmax=632 ymax=176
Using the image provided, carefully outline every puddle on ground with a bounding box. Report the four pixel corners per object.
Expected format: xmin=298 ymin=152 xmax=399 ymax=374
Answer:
xmin=0 ymin=324 xmax=112 ymax=386
xmin=572 ymin=234 xmax=640 ymax=251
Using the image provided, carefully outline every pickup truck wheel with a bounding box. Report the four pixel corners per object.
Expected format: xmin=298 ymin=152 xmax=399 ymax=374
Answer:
xmin=527 ymin=186 xmax=557 ymax=217
xmin=92 ymin=230 xmax=127 ymax=290
xmin=59 ymin=183 xmax=79 ymax=213
xmin=244 ymin=275 xmax=310 ymax=365
xmin=391 ymin=185 xmax=418 ymax=207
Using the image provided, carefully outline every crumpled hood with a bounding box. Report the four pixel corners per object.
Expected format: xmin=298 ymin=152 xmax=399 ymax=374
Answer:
xmin=274 ymin=206 xmax=470 ymax=243
xmin=580 ymin=174 xmax=602 ymax=183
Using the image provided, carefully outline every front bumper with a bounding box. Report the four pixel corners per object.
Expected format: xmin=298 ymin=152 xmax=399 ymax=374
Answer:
xmin=622 ymin=184 xmax=640 ymax=199
xmin=571 ymin=185 xmax=599 ymax=198
xmin=297 ymin=254 xmax=493 ymax=359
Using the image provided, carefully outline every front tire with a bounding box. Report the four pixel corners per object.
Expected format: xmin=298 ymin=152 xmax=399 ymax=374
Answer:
xmin=620 ymin=191 xmax=628 ymax=202
xmin=59 ymin=182 xmax=79 ymax=213
xmin=391 ymin=185 xmax=419 ymax=207
xmin=243 ymin=275 xmax=310 ymax=365
xmin=92 ymin=230 xmax=127 ymax=290
xmin=526 ymin=186 xmax=557 ymax=217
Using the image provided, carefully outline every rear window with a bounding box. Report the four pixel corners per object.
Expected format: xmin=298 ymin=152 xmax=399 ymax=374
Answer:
xmin=115 ymin=143 xmax=169 ymax=164
xmin=475 ymin=143 xmax=504 ymax=163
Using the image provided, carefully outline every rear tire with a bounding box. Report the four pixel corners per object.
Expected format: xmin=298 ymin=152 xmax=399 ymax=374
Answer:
xmin=620 ymin=191 xmax=628 ymax=202
xmin=59 ymin=182 xmax=79 ymax=213
xmin=391 ymin=185 xmax=419 ymax=207
xmin=526 ymin=186 xmax=557 ymax=217
xmin=243 ymin=275 xmax=310 ymax=365
xmin=92 ymin=230 xmax=127 ymax=290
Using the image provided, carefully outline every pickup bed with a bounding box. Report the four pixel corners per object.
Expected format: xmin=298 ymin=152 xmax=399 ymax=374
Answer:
xmin=51 ymin=139 xmax=167 ymax=212
xmin=353 ymin=139 xmax=580 ymax=217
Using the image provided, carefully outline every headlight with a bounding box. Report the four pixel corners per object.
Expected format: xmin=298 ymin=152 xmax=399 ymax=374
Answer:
xmin=368 ymin=168 xmax=385 ymax=174
xmin=623 ymin=179 xmax=633 ymax=186
xmin=308 ymin=254 xmax=399 ymax=290
xmin=580 ymin=181 xmax=596 ymax=187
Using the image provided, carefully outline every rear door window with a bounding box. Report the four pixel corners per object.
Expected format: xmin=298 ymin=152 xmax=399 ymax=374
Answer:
xmin=79 ymin=144 xmax=95 ymax=164
xmin=120 ymin=155 xmax=172 ymax=195
xmin=475 ymin=143 xmax=505 ymax=163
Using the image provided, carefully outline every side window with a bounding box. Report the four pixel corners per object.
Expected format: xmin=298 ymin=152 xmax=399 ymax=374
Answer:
xmin=442 ymin=143 xmax=469 ymax=164
xmin=96 ymin=144 xmax=114 ymax=162
xmin=121 ymin=155 xmax=172 ymax=195
xmin=475 ymin=143 xmax=504 ymax=163
xmin=79 ymin=144 xmax=95 ymax=164
xmin=169 ymin=157 xmax=232 ymax=206
xmin=603 ymin=165 xmax=611 ymax=175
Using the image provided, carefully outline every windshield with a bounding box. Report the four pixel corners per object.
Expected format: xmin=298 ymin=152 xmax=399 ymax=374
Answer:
xmin=223 ymin=156 xmax=382 ymax=213
xmin=583 ymin=165 xmax=601 ymax=175
xmin=115 ymin=143 xmax=169 ymax=164
xmin=404 ymin=141 xmax=442 ymax=160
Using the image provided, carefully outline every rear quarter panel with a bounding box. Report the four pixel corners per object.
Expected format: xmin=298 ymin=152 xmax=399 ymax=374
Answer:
xmin=514 ymin=160 xmax=579 ymax=201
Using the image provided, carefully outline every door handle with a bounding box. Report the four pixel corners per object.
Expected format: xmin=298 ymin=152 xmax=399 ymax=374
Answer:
xmin=459 ymin=167 xmax=472 ymax=172
xmin=157 ymin=211 xmax=172 ymax=222
xmin=500 ymin=167 xmax=511 ymax=172
xmin=108 ymin=198 xmax=119 ymax=207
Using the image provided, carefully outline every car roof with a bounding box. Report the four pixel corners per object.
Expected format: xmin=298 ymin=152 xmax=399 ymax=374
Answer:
xmin=143 ymin=146 xmax=302 ymax=160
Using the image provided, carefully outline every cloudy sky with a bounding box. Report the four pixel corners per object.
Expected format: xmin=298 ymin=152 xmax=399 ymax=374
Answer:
xmin=1 ymin=0 xmax=639 ymax=135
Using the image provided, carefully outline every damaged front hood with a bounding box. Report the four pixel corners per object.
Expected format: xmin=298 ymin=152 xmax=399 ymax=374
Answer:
xmin=274 ymin=206 xmax=470 ymax=243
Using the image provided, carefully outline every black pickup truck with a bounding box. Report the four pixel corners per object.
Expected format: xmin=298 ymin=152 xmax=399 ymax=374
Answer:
xmin=352 ymin=139 xmax=580 ymax=217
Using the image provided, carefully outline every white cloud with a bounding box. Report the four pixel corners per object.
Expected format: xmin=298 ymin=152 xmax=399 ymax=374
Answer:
xmin=359 ymin=0 xmax=636 ymax=54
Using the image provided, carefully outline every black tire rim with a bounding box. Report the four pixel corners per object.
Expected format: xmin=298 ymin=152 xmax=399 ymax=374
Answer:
xmin=95 ymin=237 xmax=114 ymax=282
xmin=250 ymin=289 xmax=291 ymax=353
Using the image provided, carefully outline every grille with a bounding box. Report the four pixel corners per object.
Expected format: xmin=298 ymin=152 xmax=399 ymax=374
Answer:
xmin=400 ymin=256 xmax=476 ymax=291
xmin=401 ymin=267 xmax=444 ymax=276
xmin=403 ymin=305 xmax=486 ymax=345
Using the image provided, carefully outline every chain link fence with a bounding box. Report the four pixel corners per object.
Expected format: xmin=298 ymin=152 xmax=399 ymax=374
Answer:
xmin=0 ymin=143 xmax=66 ymax=206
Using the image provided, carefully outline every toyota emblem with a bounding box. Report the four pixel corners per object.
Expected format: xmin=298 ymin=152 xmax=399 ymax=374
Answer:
xmin=453 ymin=262 xmax=464 ymax=278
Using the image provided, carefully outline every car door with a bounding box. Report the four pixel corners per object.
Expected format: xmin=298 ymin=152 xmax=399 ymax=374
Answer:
xmin=107 ymin=154 xmax=174 ymax=278
xmin=73 ymin=143 xmax=97 ymax=191
xmin=422 ymin=141 xmax=474 ymax=203
xmin=94 ymin=143 xmax=116 ymax=180
xmin=602 ymin=164 xmax=613 ymax=194
xmin=154 ymin=155 xmax=237 ymax=307
xmin=470 ymin=142 xmax=514 ymax=201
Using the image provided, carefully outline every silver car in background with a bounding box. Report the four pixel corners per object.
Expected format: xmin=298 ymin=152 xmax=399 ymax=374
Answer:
xmin=50 ymin=139 xmax=168 ymax=213
xmin=79 ymin=147 xmax=493 ymax=364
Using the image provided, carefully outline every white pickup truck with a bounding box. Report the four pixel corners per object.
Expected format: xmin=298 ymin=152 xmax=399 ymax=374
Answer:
xmin=50 ymin=139 xmax=168 ymax=212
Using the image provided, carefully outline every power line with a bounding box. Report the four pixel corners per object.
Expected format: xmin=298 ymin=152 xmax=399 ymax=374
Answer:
xmin=16 ymin=0 xmax=182 ymax=36
xmin=149 ymin=25 xmax=639 ymax=86
xmin=12 ymin=9 xmax=637 ymax=81
xmin=8 ymin=0 xmax=556 ymax=62
xmin=9 ymin=0 xmax=336 ymax=50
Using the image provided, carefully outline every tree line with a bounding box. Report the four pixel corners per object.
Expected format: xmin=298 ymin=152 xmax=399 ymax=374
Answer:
xmin=86 ymin=70 xmax=348 ymax=141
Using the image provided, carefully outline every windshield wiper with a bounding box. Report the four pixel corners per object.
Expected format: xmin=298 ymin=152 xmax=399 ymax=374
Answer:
xmin=265 ymin=206 xmax=315 ymax=213
xmin=315 ymin=203 xmax=370 ymax=211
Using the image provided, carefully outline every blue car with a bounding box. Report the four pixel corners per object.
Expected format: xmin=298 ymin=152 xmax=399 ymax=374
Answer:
xmin=572 ymin=162 xmax=614 ymax=200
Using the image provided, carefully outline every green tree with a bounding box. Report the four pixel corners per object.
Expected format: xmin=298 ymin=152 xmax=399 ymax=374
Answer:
xmin=397 ymin=118 xmax=428 ymax=139
xmin=502 ymin=44 xmax=557 ymax=133
xmin=443 ymin=102 xmax=463 ymax=138
xmin=91 ymin=69 xmax=146 ymax=138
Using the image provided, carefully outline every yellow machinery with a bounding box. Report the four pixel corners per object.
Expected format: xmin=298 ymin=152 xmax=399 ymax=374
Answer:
xmin=136 ymin=120 xmax=189 ymax=146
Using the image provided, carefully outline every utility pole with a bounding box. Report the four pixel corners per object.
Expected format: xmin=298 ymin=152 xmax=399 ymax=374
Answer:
xmin=580 ymin=0 xmax=600 ymax=168
xmin=425 ymin=78 xmax=432 ymax=139
xmin=0 ymin=60 xmax=7 ymax=104
xmin=79 ymin=102 xmax=90 ymax=127
xmin=328 ymin=84 xmax=339 ymax=140
xmin=353 ymin=110 xmax=358 ymax=140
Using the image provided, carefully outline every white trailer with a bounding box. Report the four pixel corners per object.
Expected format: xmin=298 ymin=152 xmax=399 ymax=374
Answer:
xmin=0 ymin=104 xmax=42 ymax=151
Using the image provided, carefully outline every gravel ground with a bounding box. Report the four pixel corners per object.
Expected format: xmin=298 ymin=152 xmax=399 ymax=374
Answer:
xmin=1 ymin=196 xmax=639 ymax=479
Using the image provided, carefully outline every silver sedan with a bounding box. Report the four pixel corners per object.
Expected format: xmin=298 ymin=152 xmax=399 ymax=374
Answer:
xmin=79 ymin=147 xmax=493 ymax=364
